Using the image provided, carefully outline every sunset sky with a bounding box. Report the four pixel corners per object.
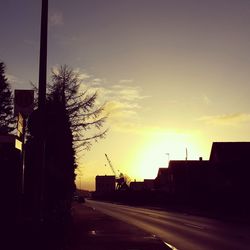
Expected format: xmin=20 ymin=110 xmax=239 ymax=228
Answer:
xmin=1 ymin=0 xmax=250 ymax=190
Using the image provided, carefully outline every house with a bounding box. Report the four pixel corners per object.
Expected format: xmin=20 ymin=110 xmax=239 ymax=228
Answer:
xmin=209 ymin=142 xmax=250 ymax=196
xmin=210 ymin=142 xmax=250 ymax=167
xmin=95 ymin=175 xmax=116 ymax=194
xmin=144 ymin=179 xmax=155 ymax=190
xmin=154 ymin=167 xmax=170 ymax=191
xmin=154 ymin=159 xmax=211 ymax=197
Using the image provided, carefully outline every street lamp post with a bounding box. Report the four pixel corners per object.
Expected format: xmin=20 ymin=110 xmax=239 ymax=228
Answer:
xmin=37 ymin=0 xmax=48 ymax=222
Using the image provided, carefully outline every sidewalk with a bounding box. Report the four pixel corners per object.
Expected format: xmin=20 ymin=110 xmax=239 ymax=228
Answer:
xmin=65 ymin=201 xmax=170 ymax=250
xmin=10 ymin=201 xmax=170 ymax=250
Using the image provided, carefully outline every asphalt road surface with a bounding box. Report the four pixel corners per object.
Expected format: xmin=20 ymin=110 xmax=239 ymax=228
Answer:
xmin=85 ymin=199 xmax=250 ymax=250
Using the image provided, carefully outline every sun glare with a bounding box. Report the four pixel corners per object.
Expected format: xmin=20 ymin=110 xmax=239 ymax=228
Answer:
xmin=133 ymin=131 xmax=200 ymax=180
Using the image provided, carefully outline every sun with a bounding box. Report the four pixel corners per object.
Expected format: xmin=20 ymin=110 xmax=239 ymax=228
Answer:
xmin=132 ymin=131 xmax=201 ymax=180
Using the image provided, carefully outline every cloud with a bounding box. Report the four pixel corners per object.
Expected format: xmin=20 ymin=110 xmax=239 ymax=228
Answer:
xmin=92 ymin=78 xmax=104 ymax=86
xmin=55 ymin=68 xmax=149 ymax=131
xmin=198 ymin=113 xmax=250 ymax=126
xmin=109 ymin=85 xmax=149 ymax=101
xmin=79 ymin=73 xmax=91 ymax=81
xmin=49 ymin=11 xmax=64 ymax=26
xmin=91 ymin=82 xmax=150 ymax=130
xmin=119 ymin=79 xmax=134 ymax=84
xmin=6 ymin=74 xmax=25 ymax=87
xmin=105 ymin=100 xmax=139 ymax=116
xmin=103 ymin=90 xmax=142 ymax=128
xmin=6 ymin=74 xmax=19 ymax=84
xmin=73 ymin=68 xmax=91 ymax=81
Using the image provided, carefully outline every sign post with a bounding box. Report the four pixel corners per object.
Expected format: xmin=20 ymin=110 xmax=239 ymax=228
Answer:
xmin=14 ymin=90 xmax=34 ymax=195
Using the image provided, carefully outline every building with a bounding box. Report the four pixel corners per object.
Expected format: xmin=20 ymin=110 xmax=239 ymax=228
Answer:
xmin=154 ymin=142 xmax=250 ymax=209
xmin=144 ymin=179 xmax=155 ymax=190
xmin=210 ymin=142 xmax=250 ymax=166
xmin=95 ymin=175 xmax=116 ymax=194
xmin=209 ymin=142 xmax=250 ymax=197
xmin=154 ymin=159 xmax=211 ymax=197
xmin=154 ymin=167 xmax=170 ymax=191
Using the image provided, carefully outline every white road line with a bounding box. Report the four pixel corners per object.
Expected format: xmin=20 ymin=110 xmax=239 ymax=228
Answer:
xmin=184 ymin=223 xmax=204 ymax=230
xmin=164 ymin=241 xmax=179 ymax=250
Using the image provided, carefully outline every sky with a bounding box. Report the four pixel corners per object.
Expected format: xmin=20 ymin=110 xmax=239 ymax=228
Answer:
xmin=1 ymin=0 xmax=250 ymax=190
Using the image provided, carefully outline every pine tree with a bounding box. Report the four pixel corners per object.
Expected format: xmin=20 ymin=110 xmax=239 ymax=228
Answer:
xmin=49 ymin=65 xmax=108 ymax=152
xmin=0 ymin=62 xmax=15 ymax=135
xmin=26 ymin=65 xmax=108 ymax=220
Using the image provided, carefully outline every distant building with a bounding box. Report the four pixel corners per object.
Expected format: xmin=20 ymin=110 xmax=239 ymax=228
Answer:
xmin=95 ymin=175 xmax=116 ymax=194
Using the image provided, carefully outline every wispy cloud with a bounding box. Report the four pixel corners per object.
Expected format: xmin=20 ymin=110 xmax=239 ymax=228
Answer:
xmin=119 ymin=79 xmax=134 ymax=84
xmin=6 ymin=74 xmax=25 ymax=86
xmin=78 ymin=73 xmax=91 ymax=81
xmin=49 ymin=11 xmax=64 ymax=27
xmin=105 ymin=100 xmax=139 ymax=117
xmin=52 ymin=67 xmax=149 ymax=132
xmin=72 ymin=68 xmax=91 ymax=81
xmin=101 ymin=84 xmax=147 ymax=128
xmin=6 ymin=74 xmax=19 ymax=84
xmin=198 ymin=113 xmax=250 ymax=126
xmin=81 ymin=78 xmax=149 ymax=130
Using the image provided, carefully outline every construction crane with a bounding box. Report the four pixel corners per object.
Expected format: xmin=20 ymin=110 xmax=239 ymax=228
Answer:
xmin=104 ymin=153 xmax=126 ymax=190
xmin=105 ymin=153 xmax=118 ymax=177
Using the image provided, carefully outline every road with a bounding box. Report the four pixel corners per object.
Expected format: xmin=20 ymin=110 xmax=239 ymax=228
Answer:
xmin=85 ymin=199 xmax=250 ymax=250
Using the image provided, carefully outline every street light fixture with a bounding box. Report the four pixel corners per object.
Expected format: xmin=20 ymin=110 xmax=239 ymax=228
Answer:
xmin=166 ymin=153 xmax=170 ymax=166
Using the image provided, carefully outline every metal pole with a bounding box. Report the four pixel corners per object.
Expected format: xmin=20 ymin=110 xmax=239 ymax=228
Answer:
xmin=21 ymin=117 xmax=26 ymax=195
xmin=38 ymin=0 xmax=48 ymax=111
xmin=166 ymin=153 xmax=170 ymax=166
xmin=38 ymin=0 xmax=48 ymax=222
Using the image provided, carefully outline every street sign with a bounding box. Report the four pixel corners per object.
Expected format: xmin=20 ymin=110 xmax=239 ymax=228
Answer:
xmin=15 ymin=138 xmax=22 ymax=151
xmin=14 ymin=89 xmax=34 ymax=117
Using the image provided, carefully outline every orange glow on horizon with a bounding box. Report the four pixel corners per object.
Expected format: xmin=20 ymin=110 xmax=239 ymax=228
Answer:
xmin=131 ymin=131 xmax=204 ymax=180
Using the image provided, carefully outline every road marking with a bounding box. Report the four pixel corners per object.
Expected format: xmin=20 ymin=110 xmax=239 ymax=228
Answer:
xmin=89 ymin=230 xmax=96 ymax=235
xmin=184 ymin=223 xmax=204 ymax=230
xmin=164 ymin=241 xmax=179 ymax=250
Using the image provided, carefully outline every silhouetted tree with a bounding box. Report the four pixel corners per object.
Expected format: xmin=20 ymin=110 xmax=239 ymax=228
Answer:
xmin=48 ymin=65 xmax=108 ymax=152
xmin=0 ymin=62 xmax=15 ymax=134
xmin=45 ymin=95 xmax=76 ymax=220
xmin=25 ymin=65 xmax=107 ymax=221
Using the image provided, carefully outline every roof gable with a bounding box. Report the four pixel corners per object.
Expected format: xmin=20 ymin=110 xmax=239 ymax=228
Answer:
xmin=209 ymin=142 xmax=250 ymax=162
